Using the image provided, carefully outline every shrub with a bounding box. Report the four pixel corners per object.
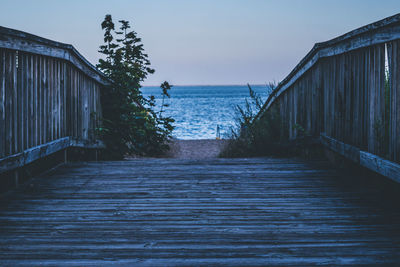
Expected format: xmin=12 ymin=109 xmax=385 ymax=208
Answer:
xmin=220 ymin=84 xmax=285 ymax=157
xmin=96 ymin=15 xmax=174 ymax=159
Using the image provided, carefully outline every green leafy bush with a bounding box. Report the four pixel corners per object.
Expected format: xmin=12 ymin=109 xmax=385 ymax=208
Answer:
xmin=97 ymin=15 xmax=174 ymax=159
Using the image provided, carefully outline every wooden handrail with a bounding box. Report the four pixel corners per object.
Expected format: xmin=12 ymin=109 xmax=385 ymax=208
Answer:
xmin=258 ymin=13 xmax=400 ymax=115
xmin=0 ymin=26 xmax=110 ymax=86
xmin=0 ymin=26 xmax=106 ymax=167
xmin=255 ymin=13 xmax=400 ymax=177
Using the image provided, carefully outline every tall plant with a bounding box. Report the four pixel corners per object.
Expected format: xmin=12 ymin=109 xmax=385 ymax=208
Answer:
xmin=97 ymin=15 xmax=174 ymax=159
xmin=220 ymin=83 xmax=283 ymax=157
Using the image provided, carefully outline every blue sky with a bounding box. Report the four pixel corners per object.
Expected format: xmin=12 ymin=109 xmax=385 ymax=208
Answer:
xmin=1 ymin=0 xmax=399 ymax=85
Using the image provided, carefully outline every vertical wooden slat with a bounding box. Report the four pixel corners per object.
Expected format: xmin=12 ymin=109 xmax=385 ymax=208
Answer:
xmin=344 ymin=53 xmax=352 ymax=144
xmin=33 ymin=55 xmax=38 ymax=147
xmin=27 ymin=54 xmax=33 ymax=149
xmin=388 ymin=41 xmax=395 ymax=161
xmin=352 ymin=51 xmax=359 ymax=147
xmin=317 ymin=62 xmax=324 ymax=135
xmin=44 ymin=56 xmax=48 ymax=144
xmin=389 ymin=41 xmax=400 ymax=162
xmin=60 ymin=61 xmax=65 ymax=138
xmin=13 ymin=52 xmax=19 ymax=153
xmin=0 ymin=50 xmax=5 ymax=157
xmin=67 ymin=64 xmax=71 ymax=137
xmin=39 ymin=55 xmax=44 ymax=145
xmin=363 ymin=48 xmax=369 ymax=151
xmin=75 ymin=69 xmax=78 ymax=139
xmin=5 ymin=51 xmax=13 ymax=155
xmin=369 ymin=46 xmax=376 ymax=154
xmin=55 ymin=60 xmax=60 ymax=140
xmin=377 ymin=44 xmax=385 ymax=156
xmin=50 ymin=57 xmax=54 ymax=142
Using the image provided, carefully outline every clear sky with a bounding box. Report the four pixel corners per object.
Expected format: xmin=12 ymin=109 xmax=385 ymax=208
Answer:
xmin=1 ymin=0 xmax=399 ymax=85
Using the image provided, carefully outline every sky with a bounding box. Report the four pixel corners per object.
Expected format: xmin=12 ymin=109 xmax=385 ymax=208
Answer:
xmin=1 ymin=0 xmax=399 ymax=85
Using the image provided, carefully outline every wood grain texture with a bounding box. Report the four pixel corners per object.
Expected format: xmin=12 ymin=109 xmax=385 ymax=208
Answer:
xmin=253 ymin=15 xmax=400 ymax=167
xmin=320 ymin=133 xmax=360 ymax=163
xmin=1 ymin=157 xmax=400 ymax=266
xmin=258 ymin=13 xmax=400 ymax=113
xmin=0 ymin=26 xmax=110 ymax=86
xmin=360 ymin=151 xmax=400 ymax=183
xmin=0 ymin=48 xmax=103 ymax=165
xmin=0 ymin=137 xmax=104 ymax=174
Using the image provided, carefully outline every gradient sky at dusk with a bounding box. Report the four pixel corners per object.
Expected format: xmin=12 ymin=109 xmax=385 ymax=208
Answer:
xmin=1 ymin=0 xmax=399 ymax=85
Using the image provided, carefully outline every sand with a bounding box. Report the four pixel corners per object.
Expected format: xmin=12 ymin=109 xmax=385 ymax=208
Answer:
xmin=164 ymin=139 xmax=229 ymax=159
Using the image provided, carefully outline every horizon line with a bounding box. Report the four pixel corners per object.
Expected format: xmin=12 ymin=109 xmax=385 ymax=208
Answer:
xmin=142 ymin=83 xmax=269 ymax=87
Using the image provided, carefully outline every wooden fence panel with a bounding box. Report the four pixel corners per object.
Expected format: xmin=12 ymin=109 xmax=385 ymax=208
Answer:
xmin=0 ymin=48 xmax=104 ymax=160
xmin=265 ymin=42 xmax=393 ymax=161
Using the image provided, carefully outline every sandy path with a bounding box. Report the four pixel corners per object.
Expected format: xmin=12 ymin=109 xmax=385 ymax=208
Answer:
xmin=165 ymin=139 xmax=229 ymax=159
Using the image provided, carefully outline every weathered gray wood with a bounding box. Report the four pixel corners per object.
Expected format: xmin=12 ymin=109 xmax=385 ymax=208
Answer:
xmin=0 ymin=137 xmax=70 ymax=174
xmin=320 ymin=133 xmax=361 ymax=163
xmin=0 ymin=26 xmax=110 ymax=86
xmin=389 ymin=41 xmax=400 ymax=162
xmin=0 ymin=137 xmax=105 ymax=174
xmin=254 ymin=14 xmax=400 ymax=181
xmin=0 ymin=29 xmax=105 ymax=170
xmin=1 ymin=158 xmax=400 ymax=265
xmin=360 ymin=151 xmax=400 ymax=183
xmin=0 ymin=50 xmax=5 ymax=158
xmin=259 ymin=14 xmax=400 ymax=112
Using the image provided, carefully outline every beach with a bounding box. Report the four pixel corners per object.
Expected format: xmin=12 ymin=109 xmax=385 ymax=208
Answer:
xmin=165 ymin=139 xmax=229 ymax=159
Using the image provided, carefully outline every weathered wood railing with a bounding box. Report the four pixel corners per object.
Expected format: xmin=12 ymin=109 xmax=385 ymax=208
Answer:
xmin=258 ymin=14 xmax=400 ymax=181
xmin=0 ymin=26 xmax=108 ymax=174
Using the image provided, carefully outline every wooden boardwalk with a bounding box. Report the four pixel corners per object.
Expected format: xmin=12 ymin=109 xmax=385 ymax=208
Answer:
xmin=0 ymin=158 xmax=400 ymax=266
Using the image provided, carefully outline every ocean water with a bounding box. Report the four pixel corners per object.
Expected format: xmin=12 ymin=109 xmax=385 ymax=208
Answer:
xmin=142 ymin=85 xmax=270 ymax=139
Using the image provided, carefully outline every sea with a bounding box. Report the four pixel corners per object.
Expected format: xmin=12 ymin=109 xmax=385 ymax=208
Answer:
xmin=142 ymin=85 xmax=270 ymax=140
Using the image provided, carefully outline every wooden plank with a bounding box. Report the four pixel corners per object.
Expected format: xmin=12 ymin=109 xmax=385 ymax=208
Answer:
xmin=40 ymin=55 xmax=45 ymax=146
xmin=49 ymin=57 xmax=53 ymax=142
xmin=320 ymin=133 xmax=360 ymax=163
xmin=60 ymin=61 xmax=65 ymax=138
xmin=33 ymin=54 xmax=38 ymax=147
xmin=0 ymin=50 xmax=5 ymax=158
xmin=5 ymin=51 xmax=13 ymax=156
xmin=360 ymin=151 xmax=400 ymax=183
xmin=1 ymin=157 xmax=400 ymax=265
xmin=74 ymin=69 xmax=78 ymax=139
xmin=28 ymin=54 xmax=33 ymax=149
xmin=0 ymin=136 xmax=104 ymax=174
xmin=56 ymin=60 xmax=60 ymax=140
xmin=0 ymin=26 xmax=110 ymax=86
xmin=344 ymin=53 xmax=352 ymax=144
xmin=26 ymin=53 xmax=32 ymax=150
xmin=0 ymin=137 xmax=70 ymax=174
xmin=369 ymin=47 xmax=376 ymax=154
xmin=390 ymin=41 xmax=400 ymax=162
xmin=258 ymin=16 xmax=400 ymax=114
xmin=12 ymin=51 xmax=18 ymax=154
xmin=42 ymin=56 xmax=48 ymax=144
xmin=83 ymin=76 xmax=89 ymax=140
xmin=352 ymin=51 xmax=360 ymax=147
